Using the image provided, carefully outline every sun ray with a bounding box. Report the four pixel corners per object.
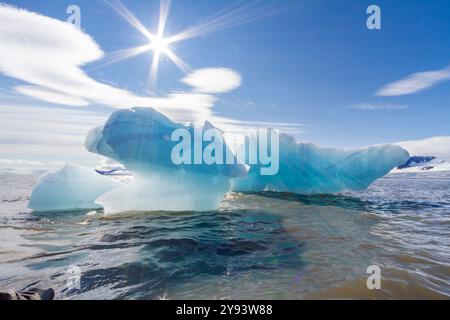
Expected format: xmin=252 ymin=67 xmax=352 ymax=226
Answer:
xmin=104 ymin=0 xmax=154 ymax=40
xmin=101 ymin=0 xmax=292 ymax=89
xmin=166 ymin=0 xmax=292 ymax=44
xmin=164 ymin=49 xmax=191 ymax=74
xmin=147 ymin=0 xmax=171 ymax=90
xmin=148 ymin=50 xmax=161 ymax=90
xmin=86 ymin=44 xmax=152 ymax=72
xmin=158 ymin=0 xmax=171 ymax=36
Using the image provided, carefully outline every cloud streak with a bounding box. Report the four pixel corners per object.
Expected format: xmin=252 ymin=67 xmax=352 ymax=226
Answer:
xmin=376 ymin=66 xmax=450 ymax=96
xmin=349 ymin=102 xmax=408 ymax=111
xmin=0 ymin=104 xmax=107 ymax=166
xmin=15 ymin=86 xmax=90 ymax=107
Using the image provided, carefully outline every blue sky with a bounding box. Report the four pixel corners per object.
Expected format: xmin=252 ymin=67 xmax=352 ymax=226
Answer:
xmin=0 ymin=0 xmax=449 ymax=169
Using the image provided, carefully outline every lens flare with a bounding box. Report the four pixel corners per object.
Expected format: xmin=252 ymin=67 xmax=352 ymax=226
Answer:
xmin=101 ymin=0 xmax=291 ymax=90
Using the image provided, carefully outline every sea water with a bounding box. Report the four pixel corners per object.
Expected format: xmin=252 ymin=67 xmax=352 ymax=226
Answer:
xmin=0 ymin=171 xmax=449 ymax=299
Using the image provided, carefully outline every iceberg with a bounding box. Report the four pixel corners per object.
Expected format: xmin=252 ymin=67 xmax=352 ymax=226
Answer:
xmin=85 ymin=107 xmax=246 ymax=177
xmin=96 ymin=170 xmax=231 ymax=213
xmin=232 ymin=134 xmax=410 ymax=194
xmin=28 ymin=164 xmax=122 ymax=212
xmin=28 ymin=107 xmax=409 ymax=214
xmin=86 ymin=107 xmax=246 ymax=213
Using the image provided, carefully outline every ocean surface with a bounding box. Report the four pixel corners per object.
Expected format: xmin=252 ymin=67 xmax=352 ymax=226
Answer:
xmin=0 ymin=171 xmax=449 ymax=299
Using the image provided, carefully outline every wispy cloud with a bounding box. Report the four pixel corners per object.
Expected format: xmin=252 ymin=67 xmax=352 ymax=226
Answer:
xmin=0 ymin=159 xmax=43 ymax=166
xmin=0 ymin=5 xmax=241 ymax=122
xmin=0 ymin=104 xmax=107 ymax=167
xmin=349 ymin=102 xmax=408 ymax=111
xmin=376 ymin=66 xmax=450 ymax=96
xmin=15 ymin=86 xmax=90 ymax=107
xmin=0 ymin=158 xmax=65 ymax=173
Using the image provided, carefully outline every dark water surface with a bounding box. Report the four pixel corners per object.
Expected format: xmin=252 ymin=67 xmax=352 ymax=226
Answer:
xmin=0 ymin=172 xmax=449 ymax=299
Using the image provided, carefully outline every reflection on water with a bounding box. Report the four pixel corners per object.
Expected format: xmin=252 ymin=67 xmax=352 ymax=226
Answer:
xmin=0 ymin=173 xmax=449 ymax=299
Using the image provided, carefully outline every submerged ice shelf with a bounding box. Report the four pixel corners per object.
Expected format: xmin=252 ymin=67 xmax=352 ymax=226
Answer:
xmin=29 ymin=107 xmax=410 ymax=213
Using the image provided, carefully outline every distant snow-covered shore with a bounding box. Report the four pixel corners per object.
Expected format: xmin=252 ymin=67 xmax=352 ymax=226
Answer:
xmin=392 ymin=136 xmax=450 ymax=174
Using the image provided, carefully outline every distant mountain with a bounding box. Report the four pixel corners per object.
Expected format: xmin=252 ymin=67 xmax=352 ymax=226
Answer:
xmin=392 ymin=136 xmax=450 ymax=173
xmin=397 ymin=156 xmax=436 ymax=169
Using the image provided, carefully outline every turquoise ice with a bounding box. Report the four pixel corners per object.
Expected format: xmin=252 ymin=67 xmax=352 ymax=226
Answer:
xmin=28 ymin=107 xmax=409 ymax=213
xmin=85 ymin=107 xmax=246 ymax=177
xmin=86 ymin=107 xmax=246 ymax=213
xmin=232 ymin=134 xmax=410 ymax=194
xmin=28 ymin=164 xmax=122 ymax=212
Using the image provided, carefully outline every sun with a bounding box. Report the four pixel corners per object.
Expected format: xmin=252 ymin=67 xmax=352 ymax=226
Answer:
xmin=102 ymin=0 xmax=284 ymax=90
xmin=145 ymin=31 xmax=176 ymax=88
xmin=103 ymin=0 xmax=189 ymax=89
xmin=145 ymin=32 xmax=173 ymax=88
xmin=149 ymin=34 xmax=169 ymax=55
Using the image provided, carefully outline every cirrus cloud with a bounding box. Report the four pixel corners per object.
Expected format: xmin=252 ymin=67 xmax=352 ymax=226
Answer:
xmin=376 ymin=66 xmax=450 ymax=96
xmin=349 ymin=102 xmax=408 ymax=111
xmin=15 ymin=85 xmax=90 ymax=107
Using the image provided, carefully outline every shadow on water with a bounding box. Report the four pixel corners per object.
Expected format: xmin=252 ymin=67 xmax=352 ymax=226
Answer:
xmin=248 ymin=191 xmax=373 ymax=211
xmin=247 ymin=191 xmax=447 ymax=215
xmin=66 ymin=210 xmax=305 ymax=299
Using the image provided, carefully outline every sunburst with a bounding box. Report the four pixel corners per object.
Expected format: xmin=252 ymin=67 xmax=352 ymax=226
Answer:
xmin=104 ymin=0 xmax=188 ymax=90
xmin=100 ymin=0 xmax=290 ymax=90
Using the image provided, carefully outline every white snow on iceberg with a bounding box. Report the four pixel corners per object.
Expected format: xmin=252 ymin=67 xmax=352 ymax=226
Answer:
xmin=28 ymin=164 xmax=122 ymax=212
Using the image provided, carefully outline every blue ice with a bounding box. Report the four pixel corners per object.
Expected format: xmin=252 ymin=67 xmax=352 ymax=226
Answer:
xmin=232 ymin=134 xmax=410 ymax=194
xmin=29 ymin=107 xmax=409 ymax=213
xmin=28 ymin=164 xmax=122 ymax=212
